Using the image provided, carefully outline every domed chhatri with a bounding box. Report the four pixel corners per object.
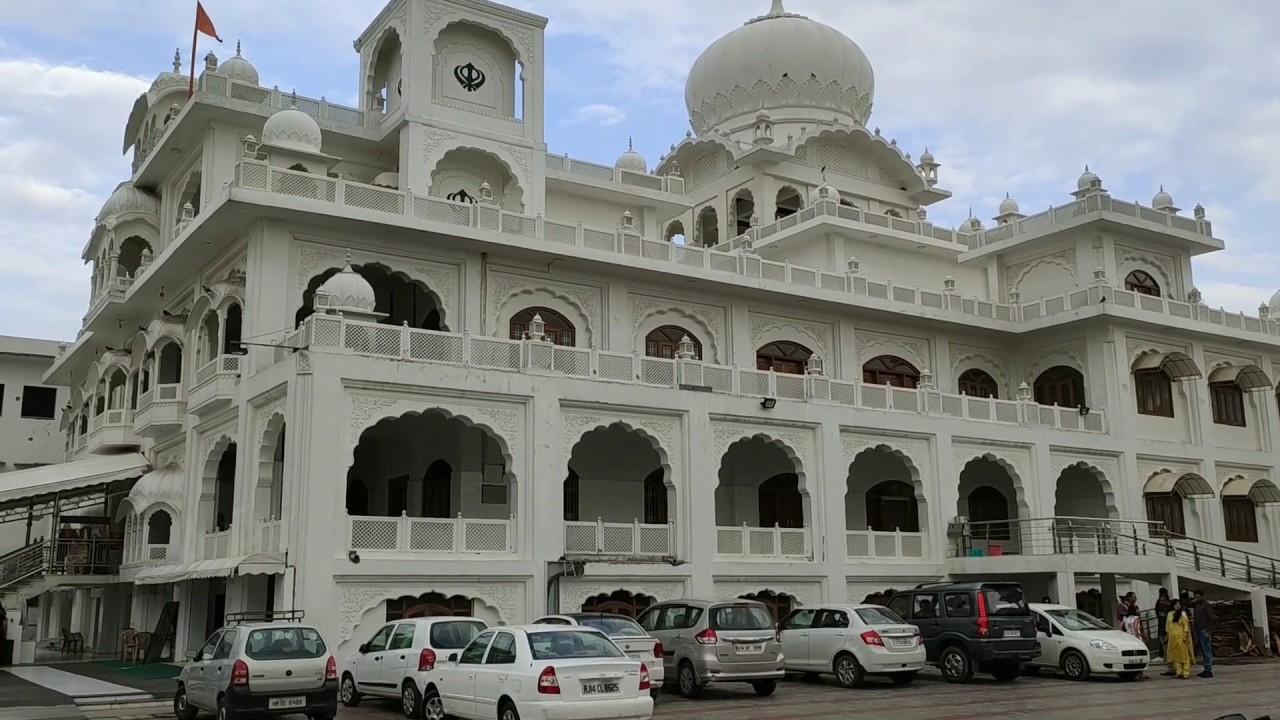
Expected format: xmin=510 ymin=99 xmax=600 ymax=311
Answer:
xmin=998 ymin=193 xmax=1020 ymax=216
xmin=1152 ymin=185 xmax=1179 ymax=213
xmin=217 ymin=41 xmax=259 ymax=85
xmin=317 ymin=255 xmax=377 ymax=313
xmin=1077 ymin=164 xmax=1099 ymax=191
xmin=685 ymin=0 xmax=874 ymax=136
xmin=615 ymin=138 xmax=648 ymax=174
xmin=261 ymin=105 xmax=323 ymax=153
xmin=97 ymin=181 xmax=160 ymax=224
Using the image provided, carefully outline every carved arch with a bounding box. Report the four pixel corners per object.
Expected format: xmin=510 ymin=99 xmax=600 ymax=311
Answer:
xmin=633 ymin=307 xmax=720 ymax=364
xmin=494 ymin=287 xmax=593 ymax=348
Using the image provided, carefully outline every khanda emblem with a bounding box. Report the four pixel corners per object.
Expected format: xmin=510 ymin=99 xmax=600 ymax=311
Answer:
xmin=447 ymin=188 xmax=476 ymax=204
xmin=453 ymin=62 xmax=486 ymax=92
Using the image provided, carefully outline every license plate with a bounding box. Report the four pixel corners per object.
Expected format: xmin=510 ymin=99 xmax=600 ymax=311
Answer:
xmin=581 ymin=681 xmax=620 ymax=695
xmin=1002 ymin=629 xmax=1021 ymax=638
xmin=267 ymin=697 xmax=306 ymax=710
xmin=889 ymin=638 xmax=915 ymax=647
xmin=627 ymin=653 xmax=644 ymax=659
xmin=735 ymin=643 xmax=764 ymax=654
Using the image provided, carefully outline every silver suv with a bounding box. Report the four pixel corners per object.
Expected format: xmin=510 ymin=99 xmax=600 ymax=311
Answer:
xmin=174 ymin=612 xmax=338 ymax=720
xmin=637 ymin=599 xmax=784 ymax=698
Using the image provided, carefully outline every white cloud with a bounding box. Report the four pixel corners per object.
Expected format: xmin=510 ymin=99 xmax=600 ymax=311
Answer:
xmin=567 ymin=103 xmax=627 ymax=127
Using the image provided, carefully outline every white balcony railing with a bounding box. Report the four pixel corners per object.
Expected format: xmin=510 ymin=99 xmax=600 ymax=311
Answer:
xmin=846 ymin=530 xmax=928 ymax=560
xmin=303 ymin=314 xmax=1107 ymax=433
xmin=137 ymin=382 xmax=183 ymax=411
xmin=203 ymin=530 xmax=231 ymax=559
xmin=348 ymin=513 xmax=514 ymax=554
xmin=716 ymin=524 xmax=811 ymax=559
xmin=564 ymin=519 xmax=674 ymax=557
xmin=229 ymin=161 xmax=1267 ymax=340
xmin=544 ymin=153 xmax=685 ymax=195
xmin=257 ymin=519 xmax=282 ymax=554
xmin=195 ymin=354 xmax=242 ymax=386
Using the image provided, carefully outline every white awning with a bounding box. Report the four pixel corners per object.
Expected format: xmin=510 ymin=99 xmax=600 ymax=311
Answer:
xmin=1131 ymin=351 xmax=1203 ymax=381
xmin=121 ymin=464 xmax=185 ymax=515
xmin=237 ymin=553 xmax=287 ymax=577
xmin=1143 ymin=471 xmax=1215 ymax=498
xmin=134 ymin=563 xmax=191 ymax=586
xmin=0 ymin=452 xmax=149 ymax=520
xmin=1222 ymin=477 xmax=1280 ymax=506
xmin=185 ymin=557 xmax=242 ymax=580
xmin=1208 ymin=364 xmax=1274 ymax=392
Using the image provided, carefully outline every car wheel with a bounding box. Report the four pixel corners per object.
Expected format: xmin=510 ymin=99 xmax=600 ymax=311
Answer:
xmin=677 ymin=661 xmax=703 ymax=698
xmin=990 ymin=664 xmax=1020 ymax=682
xmin=424 ymin=686 xmax=446 ymax=720
xmin=498 ymin=699 xmax=521 ymax=720
xmin=1061 ymin=650 xmax=1090 ymax=681
xmin=751 ymin=680 xmax=776 ymax=696
xmin=938 ymin=646 xmax=974 ymax=684
xmin=890 ymin=671 xmax=917 ymax=686
xmin=173 ymin=684 xmax=197 ymax=720
xmin=340 ymin=673 xmax=361 ymax=707
xmin=402 ymin=680 xmax=424 ymax=719
xmin=834 ymin=653 xmax=866 ymax=689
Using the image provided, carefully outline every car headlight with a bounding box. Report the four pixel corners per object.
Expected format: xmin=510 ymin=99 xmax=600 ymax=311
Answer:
xmin=1088 ymin=639 xmax=1118 ymax=651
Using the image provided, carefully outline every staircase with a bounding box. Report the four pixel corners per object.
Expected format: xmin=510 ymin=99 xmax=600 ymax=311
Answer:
xmin=0 ymin=541 xmax=51 ymax=607
xmin=1163 ymin=533 xmax=1280 ymax=593
xmin=0 ymin=538 xmax=124 ymax=607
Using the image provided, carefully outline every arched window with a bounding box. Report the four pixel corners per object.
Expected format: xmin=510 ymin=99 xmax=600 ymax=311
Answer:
xmin=509 ymin=307 xmax=576 ymax=347
xmin=1223 ymin=498 xmax=1258 ymax=543
xmin=222 ymin=303 xmax=244 ymax=355
xmin=862 ymin=356 xmax=920 ymax=389
xmin=1033 ymin=366 xmax=1085 ymax=409
xmin=775 ymin=187 xmax=802 ymax=220
xmin=957 ymin=369 xmax=998 ymax=399
xmin=583 ymin=591 xmax=653 ymax=618
xmin=645 ymin=326 xmax=701 ymax=360
xmin=1210 ymin=381 xmax=1246 ymax=427
xmin=733 ymin=190 xmax=754 ymax=235
xmin=563 ymin=469 xmax=579 ymax=522
xmin=884 ymin=208 xmax=903 ymax=219
xmin=664 ymin=221 xmax=686 ymax=245
xmin=1134 ymin=369 xmax=1174 ymax=418
xmin=756 ymin=341 xmax=812 ymax=375
xmin=1124 ymin=270 xmax=1161 ymax=297
xmin=147 ymin=510 xmax=172 ymax=544
xmin=696 ymin=206 xmax=719 ymax=247
xmin=967 ymin=485 xmax=1011 ymax=540
xmin=643 ymin=469 xmax=667 ymax=525
xmin=866 ymin=480 xmax=918 ymax=533
xmin=758 ymin=473 xmax=803 ymax=528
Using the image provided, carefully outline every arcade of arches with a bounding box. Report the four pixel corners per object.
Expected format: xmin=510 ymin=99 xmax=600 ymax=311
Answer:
xmin=847 ymin=447 xmax=921 ymax=533
xmin=386 ymin=592 xmax=474 ymax=621
xmin=347 ymin=411 xmax=511 ymax=524
xmin=715 ymin=437 xmax=804 ymax=529
xmin=564 ymin=424 xmax=669 ymax=527
xmin=298 ymin=264 xmax=444 ymax=330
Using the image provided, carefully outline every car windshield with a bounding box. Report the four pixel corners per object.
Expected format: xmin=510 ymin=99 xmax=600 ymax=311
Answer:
xmin=1046 ymin=609 xmax=1111 ymax=632
xmin=576 ymin=617 xmax=647 ymax=637
xmin=982 ymin=586 xmax=1029 ymax=616
xmin=244 ymin=627 xmax=327 ymax=660
xmin=856 ymin=607 xmax=906 ymax=626
xmin=709 ymin=605 xmax=775 ymax=631
xmin=429 ymin=621 xmax=487 ymax=649
xmin=528 ymin=630 xmax=625 ymax=660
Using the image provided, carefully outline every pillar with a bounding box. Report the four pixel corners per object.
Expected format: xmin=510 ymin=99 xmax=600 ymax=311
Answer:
xmin=1050 ymin=571 xmax=1077 ymax=605
xmin=69 ymin=589 xmax=90 ymax=637
xmin=1099 ymin=573 xmax=1119 ymax=627
xmin=1250 ymin=589 xmax=1270 ymax=655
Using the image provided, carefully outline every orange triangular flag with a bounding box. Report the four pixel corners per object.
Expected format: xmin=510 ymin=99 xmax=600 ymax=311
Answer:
xmin=196 ymin=2 xmax=222 ymax=42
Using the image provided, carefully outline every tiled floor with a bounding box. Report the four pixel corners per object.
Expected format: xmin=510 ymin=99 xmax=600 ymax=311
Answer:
xmin=335 ymin=663 xmax=1280 ymax=720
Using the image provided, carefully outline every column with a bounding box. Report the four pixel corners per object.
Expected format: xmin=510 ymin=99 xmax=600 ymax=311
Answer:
xmin=819 ymin=422 xmax=847 ymax=602
xmin=686 ymin=411 xmax=717 ymax=598
xmin=1050 ymin=571 xmax=1077 ymax=605
xmin=1099 ymin=573 xmax=1119 ymax=628
xmin=529 ymin=392 xmax=561 ymax=616
xmin=1249 ymin=589 xmax=1270 ymax=652
xmin=69 ymin=588 xmax=90 ymax=638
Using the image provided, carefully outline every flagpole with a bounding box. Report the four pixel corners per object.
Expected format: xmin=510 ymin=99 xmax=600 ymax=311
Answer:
xmin=188 ymin=3 xmax=199 ymax=98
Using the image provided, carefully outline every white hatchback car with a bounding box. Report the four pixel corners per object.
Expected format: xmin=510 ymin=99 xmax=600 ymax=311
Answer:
xmin=1026 ymin=603 xmax=1150 ymax=681
xmin=778 ymin=603 xmax=925 ymax=687
xmin=340 ymin=616 xmax=487 ymax=718
xmin=420 ymin=624 xmax=654 ymax=720
xmin=532 ymin=613 xmax=665 ymax=696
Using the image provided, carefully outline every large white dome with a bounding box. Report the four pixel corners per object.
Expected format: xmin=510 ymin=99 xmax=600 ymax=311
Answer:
xmin=685 ymin=0 xmax=874 ymax=136
xmin=261 ymin=107 xmax=322 ymax=153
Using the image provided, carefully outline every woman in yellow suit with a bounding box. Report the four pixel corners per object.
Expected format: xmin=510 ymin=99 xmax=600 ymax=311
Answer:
xmin=1165 ymin=598 xmax=1194 ymax=679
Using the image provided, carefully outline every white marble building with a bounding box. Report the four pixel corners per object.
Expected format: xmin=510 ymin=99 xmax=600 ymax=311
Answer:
xmin=5 ymin=0 xmax=1280 ymax=658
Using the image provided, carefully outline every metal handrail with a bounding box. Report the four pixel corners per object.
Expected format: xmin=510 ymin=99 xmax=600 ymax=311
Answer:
xmin=0 ymin=538 xmax=125 ymax=593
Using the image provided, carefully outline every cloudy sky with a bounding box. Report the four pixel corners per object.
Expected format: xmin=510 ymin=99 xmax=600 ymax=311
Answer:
xmin=0 ymin=0 xmax=1277 ymax=342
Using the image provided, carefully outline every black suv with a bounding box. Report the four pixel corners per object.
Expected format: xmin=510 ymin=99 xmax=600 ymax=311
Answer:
xmin=886 ymin=582 xmax=1039 ymax=683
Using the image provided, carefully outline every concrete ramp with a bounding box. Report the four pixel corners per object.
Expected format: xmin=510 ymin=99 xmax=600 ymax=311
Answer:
xmin=2 ymin=666 xmax=151 ymax=701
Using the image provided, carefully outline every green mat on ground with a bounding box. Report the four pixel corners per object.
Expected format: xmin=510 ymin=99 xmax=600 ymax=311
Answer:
xmin=90 ymin=660 xmax=182 ymax=679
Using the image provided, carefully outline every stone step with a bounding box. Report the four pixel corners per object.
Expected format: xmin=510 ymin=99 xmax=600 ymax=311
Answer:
xmin=76 ymin=696 xmax=170 ymax=720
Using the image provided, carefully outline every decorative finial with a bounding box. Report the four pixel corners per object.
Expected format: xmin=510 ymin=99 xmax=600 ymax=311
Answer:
xmin=769 ymin=0 xmax=786 ymax=15
xmin=1006 ymin=192 xmax=1011 ymax=199
xmin=1084 ymin=163 xmax=1090 ymax=172
xmin=344 ymin=250 xmax=353 ymax=268
xmin=628 ymin=136 xmax=634 ymax=151
xmin=1159 ymin=184 xmax=1165 ymax=191
xmin=172 ymin=48 xmax=181 ymax=73
xmin=235 ymin=40 xmax=242 ymax=56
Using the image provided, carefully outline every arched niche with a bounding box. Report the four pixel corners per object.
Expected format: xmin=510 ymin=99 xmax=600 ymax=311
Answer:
xmin=433 ymin=21 xmax=522 ymax=120
xmin=429 ymin=146 xmax=524 ymax=212
xmin=297 ymin=262 xmax=447 ymax=330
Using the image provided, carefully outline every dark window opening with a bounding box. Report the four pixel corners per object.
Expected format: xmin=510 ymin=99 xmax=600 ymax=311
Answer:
xmin=20 ymin=386 xmax=57 ymax=420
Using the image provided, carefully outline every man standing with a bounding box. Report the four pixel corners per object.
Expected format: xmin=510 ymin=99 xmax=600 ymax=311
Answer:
xmin=1192 ymin=589 xmax=1214 ymax=678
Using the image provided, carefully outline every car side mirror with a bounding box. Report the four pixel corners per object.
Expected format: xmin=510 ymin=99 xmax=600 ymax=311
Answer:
xmin=185 ymin=650 xmax=199 ymax=661
xmin=358 ymin=643 xmax=369 ymax=654
xmin=447 ymin=653 xmax=459 ymax=663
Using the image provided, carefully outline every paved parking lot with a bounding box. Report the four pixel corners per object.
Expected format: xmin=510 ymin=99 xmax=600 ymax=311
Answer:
xmin=335 ymin=663 xmax=1280 ymax=720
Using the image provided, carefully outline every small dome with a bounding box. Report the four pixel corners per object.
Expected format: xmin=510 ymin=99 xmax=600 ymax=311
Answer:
xmin=218 ymin=41 xmax=259 ymax=85
xmin=262 ymin=107 xmax=322 ymax=153
xmin=97 ymin=182 xmax=160 ymax=224
xmin=318 ymin=257 xmax=376 ymax=312
xmin=998 ymin=193 xmax=1020 ymax=216
xmin=615 ymin=138 xmax=648 ymax=174
xmin=810 ymin=181 xmax=841 ymax=204
xmin=372 ymin=172 xmax=399 ymax=189
xmin=1269 ymin=289 xmax=1280 ymax=317
xmin=149 ymin=49 xmax=188 ymax=97
xmin=1077 ymin=164 xmax=1099 ymax=190
xmin=919 ymin=148 xmax=935 ymax=164
xmin=1152 ymin=185 xmax=1174 ymax=210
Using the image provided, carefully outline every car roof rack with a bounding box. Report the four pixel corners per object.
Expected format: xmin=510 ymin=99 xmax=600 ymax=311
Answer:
xmin=225 ymin=610 xmax=305 ymax=625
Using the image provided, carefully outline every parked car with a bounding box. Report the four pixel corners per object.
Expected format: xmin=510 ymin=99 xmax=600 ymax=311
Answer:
xmin=533 ymin=613 xmax=665 ymax=696
xmin=778 ymin=603 xmax=925 ymax=687
xmin=1025 ymin=603 xmax=1149 ymax=681
xmin=885 ymin=582 xmax=1039 ymax=683
xmin=419 ymin=624 xmax=653 ymax=720
xmin=339 ymin=615 xmax=487 ymax=718
xmin=174 ymin=612 xmax=338 ymax=720
xmin=636 ymin=598 xmax=784 ymax=698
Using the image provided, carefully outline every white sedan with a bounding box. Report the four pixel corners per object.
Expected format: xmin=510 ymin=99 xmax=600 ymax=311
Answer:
xmin=1026 ymin=603 xmax=1150 ymax=681
xmin=421 ymin=624 xmax=654 ymax=720
xmin=778 ymin=603 xmax=925 ymax=687
xmin=532 ymin=613 xmax=664 ymax=697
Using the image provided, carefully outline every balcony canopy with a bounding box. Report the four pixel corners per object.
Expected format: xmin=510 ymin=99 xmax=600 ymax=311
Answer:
xmin=1143 ymin=471 xmax=1215 ymax=499
xmin=1131 ymin=351 xmax=1202 ymax=381
xmin=134 ymin=553 xmax=286 ymax=585
xmin=1221 ymin=477 xmax=1280 ymax=506
xmin=1207 ymin=364 xmax=1273 ymax=392
xmin=119 ymin=463 xmax=184 ymax=516
xmin=0 ymin=452 xmax=149 ymax=522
